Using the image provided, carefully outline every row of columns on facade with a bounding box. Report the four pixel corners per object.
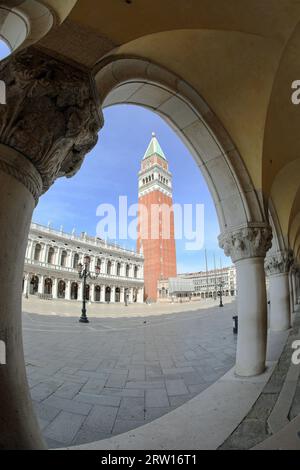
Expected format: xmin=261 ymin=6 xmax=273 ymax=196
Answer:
xmin=219 ymin=227 xmax=300 ymax=377
xmin=27 ymin=240 xmax=142 ymax=278
xmin=23 ymin=274 xmax=144 ymax=303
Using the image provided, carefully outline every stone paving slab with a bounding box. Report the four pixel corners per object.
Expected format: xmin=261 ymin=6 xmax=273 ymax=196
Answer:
xmin=23 ymin=298 xmax=237 ymax=447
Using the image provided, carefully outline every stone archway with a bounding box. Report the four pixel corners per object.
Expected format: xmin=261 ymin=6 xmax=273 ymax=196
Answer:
xmin=95 ymin=56 xmax=272 ymax=377
xmin=95 ymin=56 xmax=267 ymax=233
xmin=71 ymin=282 xmax=78 ymax=300
xmin=57 ymin=280 xmax=66 ymax=299
xmin=0 ymin=48 xmax=273 ymax=449
xmin=105 ymin=286 xmax=111 ymax=302
xmin=30 ymin=275 xmax=39 ymax=295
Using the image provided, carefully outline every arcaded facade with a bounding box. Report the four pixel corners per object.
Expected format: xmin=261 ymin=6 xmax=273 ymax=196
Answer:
xmin=24 ymin=223 xmax=144 ymax=304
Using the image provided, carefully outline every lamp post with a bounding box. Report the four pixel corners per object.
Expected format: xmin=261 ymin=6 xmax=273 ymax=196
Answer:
xmin=77 ymin=256 xmax=100 ymax=323
xmin=219 ymin=280 xmax=224 ymax=307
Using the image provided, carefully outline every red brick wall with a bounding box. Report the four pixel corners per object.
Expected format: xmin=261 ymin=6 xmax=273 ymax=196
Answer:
xmin=137 ymin=191 xmax=177 ymax=301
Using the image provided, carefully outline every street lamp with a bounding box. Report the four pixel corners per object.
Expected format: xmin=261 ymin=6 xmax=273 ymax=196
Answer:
xmin=219 ymin=280 xmax=224 ymax=307
xmin=77 ymin=256 xmax=100 ymax=323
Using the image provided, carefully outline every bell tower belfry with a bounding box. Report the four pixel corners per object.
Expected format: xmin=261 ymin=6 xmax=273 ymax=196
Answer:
xmin=137 ymin=133 xmax=177 ymax=301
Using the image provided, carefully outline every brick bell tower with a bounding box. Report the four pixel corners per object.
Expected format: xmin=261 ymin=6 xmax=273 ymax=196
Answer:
xmin=137 ymin=132 xmax=177 ymax=301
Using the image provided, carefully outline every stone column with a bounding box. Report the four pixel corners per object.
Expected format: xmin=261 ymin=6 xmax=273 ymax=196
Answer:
xmin=38 ymin=275 xmax=44 ymax=294
xmin=100 ymin=285 xmax=105 ymax=303
xmin=111 ymin=285 xmax=116 ymax=303
xmin=65 ymin=280 xmax=71 ymax=301
xmin=120 ymin=287 xmax=125 ymax=303
xmin=219 ymin=225 xmax=272 ymax=377
xmin=0 ymin=48 xmax=102 ymax=449
xmin=90 ymin=284 xmax=95 ymax=303
xmin=23 ymin=273 xmax=29 ymax=297
xmin=265 ymin=250 xmax=293 ymax=331
xmin=128 ymin=287 xmax=133 ymax=303
xmin=78 ymin=282 xmax=84 ymax=302
xmin=52 ymin=278 xmax=58 ymax=299
xmin=291 ymin=265 xmax=300 ymax=312
xmin=137 ymin=288 xmax=144 ymax=303
xmin=26 ymin=239 xmax=33 ymax=259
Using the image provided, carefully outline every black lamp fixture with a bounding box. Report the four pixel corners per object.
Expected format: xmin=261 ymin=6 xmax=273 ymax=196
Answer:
xmin=77 ymin=255 xmax=100 ymax=323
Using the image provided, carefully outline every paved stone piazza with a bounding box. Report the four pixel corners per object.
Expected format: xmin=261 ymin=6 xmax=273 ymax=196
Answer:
xmin=22 ymin=297 xmax=237 ymax=448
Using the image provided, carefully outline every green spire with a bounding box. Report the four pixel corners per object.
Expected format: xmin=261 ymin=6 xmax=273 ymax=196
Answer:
xmin=143 ymin=132 xmax=167 ymax=160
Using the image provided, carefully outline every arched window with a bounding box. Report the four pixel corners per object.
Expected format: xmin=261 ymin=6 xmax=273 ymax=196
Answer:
xmin=115 ymin=287 xmax=120 ymax=302
xmin=84 ymin=256 xmax=91 ymax=269
xmin=47 ymin=247 xmax=55 ymax=264
xmin=61 ymin=250 xmax=67 ymax=267
xmin=30 ymin=275 xmax=39 ymax=295
xmin=126 ymin=264 xmax=130 ymax=277
xmin=107 ymin=260 xmax=112 ymax=275
xmin=96 ymin=258 xmax=101 ymax=271
xmin=71 ymin=282 xmax=78 ymax=300
xmin=34 ymin=243 xmax=41 ymax=261
xmin=73 ymin=253 xmax=79 ymax=269
xmin=94 ymin=285 xmax=101 ymax=302
xmin=116 ymin=262 xmax=121 ymax=276
xmin=105 ymin=286 xmax=111 ymax=302
xmin=134 ymin=266 xmax=138 ymax=278
xmin=58 ymin=280 xmax=66 ymax=299
xmin=44 ymin=278 xmax=52 ymax=295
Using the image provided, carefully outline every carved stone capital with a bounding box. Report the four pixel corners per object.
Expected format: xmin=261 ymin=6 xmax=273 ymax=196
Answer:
xmin=0 ymin=47 xmax=103 ymax=201
xmin=264 ymin=250 xmax=293 ymax=276
xmin=290 ymin=262 xmax=300 ymax=276
xmin=218 ymin=225 xmax=272 ymax=263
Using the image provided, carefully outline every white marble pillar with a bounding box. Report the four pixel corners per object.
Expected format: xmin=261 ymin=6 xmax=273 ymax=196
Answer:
xmin=128 ymin=287 xmax=133 ymax=303
xmin=291 ymin=266 xmax=300 ymax=311
xmin=265 ymin=250 xmax=293 ymax=331
xmin=0 ymin=149 xmax=45 ymax=448
xmin=90 ymin=284 xmax=95 ymax=303
xmin=100 ymin=285 xmax=105 ymax=302
xmin=52 ymin=278 xmax=58 ymax=299
xmin=23 ymin=273 xmax=29 ymax=296
xmin=137 ymin=288 xmax=144 ymax=303
xmin=0 ymin=45 xmax=102 ymax=449
xmin=65 ymin=280 xmax=71 ymax=300
xmin=38 ymin=275 xmax=44 ymax=294
xmin=120 ymin=287 xmax=125 ymax=303
xmin=78 ymin=282 xmax=83 ymax=301
xmin=41 ymin=243 xmax=47 ymax=263
xmin=55 ymin=247 xmax=61 ymax=266
xmin=111 ymin=285 xmax=116 ymax=303
xmin=219 ymin=226 xmax=272 ymax=377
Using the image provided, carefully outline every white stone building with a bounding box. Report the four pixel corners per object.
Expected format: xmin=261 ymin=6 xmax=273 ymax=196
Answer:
xmin=23 ymin=223 xmax=144 ymax=303
xmin=158 ymin=266 xmax=237 ymax=301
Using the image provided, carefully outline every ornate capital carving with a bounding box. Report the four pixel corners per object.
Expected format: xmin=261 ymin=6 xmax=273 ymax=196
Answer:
xmin=264 ymin=250 xmax=293 ymax=276
xmin=218 ymin=225 xmax=272 ymax=263
xmin=0 ymin=47 xmax=103 ymax=200
xmin=290 ymin=261 xmax=300 ymax=276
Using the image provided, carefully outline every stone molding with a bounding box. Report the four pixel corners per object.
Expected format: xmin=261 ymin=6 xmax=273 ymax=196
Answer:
xmin=290 ymin=262 xmax=300 ymax=277
xmin=218 ymin=225 xmax=272 ymax=263
xmin=0 ymin=144 xmax=43 ymax=202
xmin=264 ymin=250 xmax=294 ymax=276
xmin=0 ymin=47 xmax=103 ymax=199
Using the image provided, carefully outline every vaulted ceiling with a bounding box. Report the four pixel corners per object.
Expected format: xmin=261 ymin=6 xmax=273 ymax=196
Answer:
xmin=9 ymin=0 xmax=300 ymax=260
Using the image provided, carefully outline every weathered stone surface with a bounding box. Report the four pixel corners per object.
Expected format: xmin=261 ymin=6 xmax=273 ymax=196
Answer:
xmin=0 ymin=47 xmax=103 ymax=199
xmin=219 ymin=225 xmax=272 ymax=262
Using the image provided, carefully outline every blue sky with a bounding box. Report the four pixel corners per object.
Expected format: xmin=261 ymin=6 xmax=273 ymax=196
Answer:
xmin=0 ymin=40 xmax=231 ymax=272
